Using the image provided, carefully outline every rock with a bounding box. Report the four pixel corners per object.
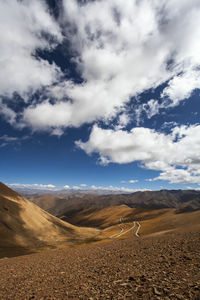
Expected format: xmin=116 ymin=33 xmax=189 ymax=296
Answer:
xmin=128 ymin=276 xmax=134 ymax=281
xmin=134 ymin=286 xmax=141 ymax=292
xmin=153 ymin=287 xmax=162 ymax=296
xmin=113 ymin=279 xmax=123 ymax=284
xmin=183 ymin=255 xmax=192 ymax=261
xmin=139 ymin=275 xmax=146 ymax=282
xmin=175 ymin=294 xmax=184 ymax=299
xmin=120 ymin=283 xmax=131 ymax=287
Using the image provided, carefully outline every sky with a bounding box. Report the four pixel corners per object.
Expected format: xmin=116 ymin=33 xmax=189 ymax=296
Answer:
xmin=1 ymin=0 xmax=200 ymax=192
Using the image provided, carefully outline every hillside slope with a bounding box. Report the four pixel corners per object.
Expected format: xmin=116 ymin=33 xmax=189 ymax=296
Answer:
xmin=61 ymin=204 xmax=200 ymax=240
xmin=0 ymin=182 xmax=99 ymax=257
xmin=61 ymin=205 xmax=173 ymax=228
xmin=0 ymin=230 xmax=199 ymax=299
xmin=29 ymin=189 xmax=200 ymax=220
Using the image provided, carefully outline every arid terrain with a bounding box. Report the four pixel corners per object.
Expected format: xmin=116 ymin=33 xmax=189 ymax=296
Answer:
xmin=0 ymin=182 xmax=99 ymax=258
xmin=0 ymin=182 xmax=200 ymax=299
xmin=0 ymin=229 xmax=199 ymax=299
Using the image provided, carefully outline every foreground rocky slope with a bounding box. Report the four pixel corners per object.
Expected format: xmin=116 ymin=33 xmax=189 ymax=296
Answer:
xmin=0 ymin=229 xmax=199 ymax=299
xmin=0 ymin=182 xmax=99 ymax=257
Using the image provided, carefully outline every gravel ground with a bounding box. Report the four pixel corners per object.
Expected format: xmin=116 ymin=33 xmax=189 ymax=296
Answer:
xmin=0 ymin=230 xmax=199 ymax=300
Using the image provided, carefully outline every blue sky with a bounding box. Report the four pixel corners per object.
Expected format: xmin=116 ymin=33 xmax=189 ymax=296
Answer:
xmin=0 ymin=0 xmax=200 ymax=192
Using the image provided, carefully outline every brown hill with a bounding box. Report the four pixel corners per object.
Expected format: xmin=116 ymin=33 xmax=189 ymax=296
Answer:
xmin=61 ymin=205 xmax=171 ymax=228
xmin=61 ymin=205 xmax=134 ymax=228
xmin=29 ymin=190 xmax=200 ymax=221
xmin=95 ymin=208 xmax=200 ymax=241
xmin=0 ymin=182 xmax=99 ymax=258
xmin=59 ymin=203 xmax=200 ymax=241
xmin=31 ymin=194 xmax=78 ymax=216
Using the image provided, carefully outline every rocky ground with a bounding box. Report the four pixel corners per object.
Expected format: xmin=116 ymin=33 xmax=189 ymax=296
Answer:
xmin=0 ymin=230 xmax=199 ymax=299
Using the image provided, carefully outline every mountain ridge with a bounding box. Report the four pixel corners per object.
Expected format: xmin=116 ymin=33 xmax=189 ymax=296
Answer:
xmin=28 ymin=189 xmax=200 ymax=219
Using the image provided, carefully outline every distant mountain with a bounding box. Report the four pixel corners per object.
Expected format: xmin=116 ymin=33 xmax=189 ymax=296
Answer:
xmin=14 ymin=187 xmax=132 ymax=199
xmin=29 ymin=189 xmax=200 ymax=220
xmin=0 ymin=182 xmax=99 ymax=257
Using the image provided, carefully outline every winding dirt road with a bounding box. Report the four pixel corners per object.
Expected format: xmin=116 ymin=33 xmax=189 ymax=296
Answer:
xmin=110 ymin=222 xmax=124 ymax=239
xmin=135 ymin=222 xmax=141 ymax=237
xmin=110 ymin=221 xmax=141 ymax=239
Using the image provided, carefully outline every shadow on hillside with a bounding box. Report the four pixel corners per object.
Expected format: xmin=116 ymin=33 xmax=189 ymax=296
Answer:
xmin=60 ymin=207 xmax=172 ymax=229
xmin=0 ymin=193 xmax=78 ymax=258
xmin=0 ymin=247 xmax=36 ymax=259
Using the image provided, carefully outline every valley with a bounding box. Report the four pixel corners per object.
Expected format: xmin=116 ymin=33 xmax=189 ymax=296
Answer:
xmin=0 ymin=182 xmax=200 ymax=299
xmin=0 ymin=182 xmax=100 ymax=258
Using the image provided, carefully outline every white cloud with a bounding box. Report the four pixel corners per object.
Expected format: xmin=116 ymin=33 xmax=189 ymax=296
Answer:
xmin=8 ymin=183 xmax=56 ymax=189
xmin=7 ymin=183 xmax=149 ymax=193
xmin=161 ymin=69 xmax=200 ymax=106
xmin=150 ymin=168 xmax=200 ymax=184
xmin=63 ymin=185 xmax=70 ymax=189
xmin=76 ymin=124 xmax=200 ymax=184
xmin=135 ymin=98 xmax=164 ymax=122
xmin=0 ymin=135 xmax=18 ymax=142
xmin=90 ymin=185 xmax=149 ymax=193
xmin=80 ymin=184 xmax=87 ymax=187
xmin=1 ymin=0 xmax=200 ymax=189
xmin=115 ymin=113 xmax=131 ymax=130
xmin=72 ymin=185 xmax=81 ymax=190
xmin=76 ymin=125 xmax=172 ymax=164
xmin=0 ymin=134 xmax=29 ymax=148
xmin=137 ymin=69 xmax=200 ymax=120
xmin=0 ymin=0 xmax=62 ymax=98
xmin=51 ymin=128 xmax=64 ymax=137
xmin=0 ymin=100 xmax=17 ymax=125
xmin=13 ymin=0 xmax=200 ymax=132
xmin=0 ymin=135 xmax=18 ymax=148
xmin=121 ymin=180 xmax=138 ymax=184
xmin=143 ymin=99 xmax=162 ymax=119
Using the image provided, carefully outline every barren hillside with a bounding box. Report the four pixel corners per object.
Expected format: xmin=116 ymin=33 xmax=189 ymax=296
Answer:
xmin=0 ymin=230 xmax=199 ymax=299
xmin=0 ymin=182 xmax=99 ymax=258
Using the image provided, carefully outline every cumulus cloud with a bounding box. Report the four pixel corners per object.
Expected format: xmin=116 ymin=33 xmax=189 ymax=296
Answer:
xmin=76 ymin=124 xmax=200 ymax=184
xmin=5 ymin=0 xmax=198 ymax=132
xmin=0 ymin=0 xmax=62 ymax=98
xmin=161 ymin=69 xmax=200 ymax=106
xmin=1 ymin=0 xmax=200 ymax=187
xmin=149 ymin=169 xmax=200 ymax=185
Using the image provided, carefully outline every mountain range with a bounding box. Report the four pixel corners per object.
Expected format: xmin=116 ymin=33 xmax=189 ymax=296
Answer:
xmin=27 ymin=189 xmax=200 ymax=220
xmin=1 ymin=183 xmax=200 ymax=259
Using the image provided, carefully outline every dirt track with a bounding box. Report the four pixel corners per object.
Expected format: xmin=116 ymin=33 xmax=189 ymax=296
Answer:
xmin=0 ymin=230 xmax=199 ymax=299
